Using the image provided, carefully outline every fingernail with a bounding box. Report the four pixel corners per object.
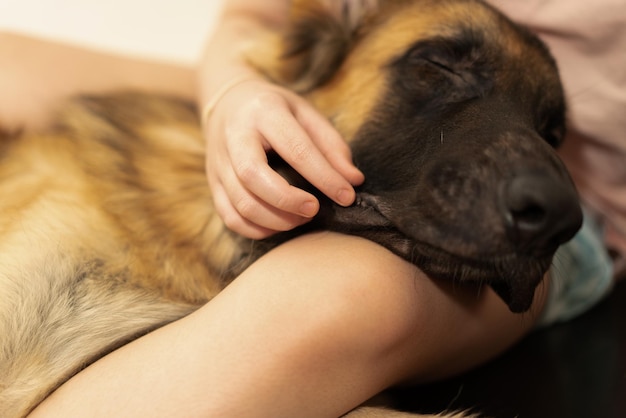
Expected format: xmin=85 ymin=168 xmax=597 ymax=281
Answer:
xmin=300 ymin=200 xmax=318 ymax=217
xmin=337 ymin=188 xmax=354 ymax=206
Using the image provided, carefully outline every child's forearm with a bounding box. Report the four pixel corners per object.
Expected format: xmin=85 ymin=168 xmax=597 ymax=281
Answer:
xmin=197 ymin=0 xmax=289 ymax=106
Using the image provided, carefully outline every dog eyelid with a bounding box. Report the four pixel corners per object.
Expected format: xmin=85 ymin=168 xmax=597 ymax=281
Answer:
xmin=402 ymin=42 xmax=465 ymax=78
xmin=423 ymin=57 xmax=456 ymax=74
xmin=402 ymin=50 xmax=459 ymax=77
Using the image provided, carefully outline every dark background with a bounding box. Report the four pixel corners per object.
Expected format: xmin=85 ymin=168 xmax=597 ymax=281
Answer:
xmin=391 ymin=280 xmax=626 ymax=418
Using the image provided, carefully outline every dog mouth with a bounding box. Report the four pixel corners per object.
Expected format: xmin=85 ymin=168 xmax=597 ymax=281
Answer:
xmin=348 ymin=193 xmax=550 ymax=313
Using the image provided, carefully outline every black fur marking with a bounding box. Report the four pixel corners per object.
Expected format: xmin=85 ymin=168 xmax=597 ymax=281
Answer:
xmin=250 ymin=18 xmax=580 ymax=313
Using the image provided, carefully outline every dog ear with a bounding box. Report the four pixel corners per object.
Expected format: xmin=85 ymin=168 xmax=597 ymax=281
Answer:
xmin=248 ymin=0 xmax=379 ymax=93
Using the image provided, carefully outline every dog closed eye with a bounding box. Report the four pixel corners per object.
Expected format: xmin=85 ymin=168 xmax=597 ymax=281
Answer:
xmin=393 ymin=37 xmax=493 ymax=105
xmin=422 ymin=57 xmax=457 ymax=75
xmin=401 ymin=42 xmax=467 ymax=77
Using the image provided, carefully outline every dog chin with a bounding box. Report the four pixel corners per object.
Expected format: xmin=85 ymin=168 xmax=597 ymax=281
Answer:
xmin=409 ymin=242 xmax=551 ymax=312
xmin=341 ymin=193 xmax=551 ymax=313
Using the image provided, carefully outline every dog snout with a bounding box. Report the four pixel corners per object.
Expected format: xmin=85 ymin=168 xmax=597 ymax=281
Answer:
xmin=500 ymin=170 xmax=583 ymax=255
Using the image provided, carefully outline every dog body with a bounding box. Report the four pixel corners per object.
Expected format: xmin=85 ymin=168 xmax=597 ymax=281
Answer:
xmin=0 ymin=0 xmax=582 ymax=416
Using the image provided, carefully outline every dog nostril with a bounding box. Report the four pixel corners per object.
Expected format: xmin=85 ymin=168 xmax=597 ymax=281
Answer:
xmin=501 ymin=172 xmax=582 ymax=254
xmin=510 ymin=204 xmax=547 ymax=229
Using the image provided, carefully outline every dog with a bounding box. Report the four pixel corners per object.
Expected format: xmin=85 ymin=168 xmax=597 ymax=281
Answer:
xmin=0 ymin=0 xmax=583 ymax=416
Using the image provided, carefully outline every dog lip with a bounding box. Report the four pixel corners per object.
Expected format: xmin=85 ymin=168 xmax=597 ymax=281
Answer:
xmin=349 ymin=193 xmax=391 ymax=221
xmin=354 ymin=192 xmax=510 ymax=261
xmin=355 ymin=193 xmax=381 ymax=208
xmin=490 ymin=281 xmax=534 ymax=313
xmin=489 ymin=272 xmax=544 ymax=313
xmin=352 ymin=192 xmax=549 ymax=313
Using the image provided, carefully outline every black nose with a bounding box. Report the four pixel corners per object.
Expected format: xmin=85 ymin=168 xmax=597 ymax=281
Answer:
xmin=500 ymin=171 xmax=583 ymax=255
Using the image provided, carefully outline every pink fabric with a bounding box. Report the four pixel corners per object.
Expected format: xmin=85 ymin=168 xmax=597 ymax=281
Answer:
xmin=488 ymin=0 xmax=626 ymax=276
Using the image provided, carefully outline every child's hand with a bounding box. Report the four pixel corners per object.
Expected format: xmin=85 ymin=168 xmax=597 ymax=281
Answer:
xmin=203 ymin=79 xmax=364 ymax=239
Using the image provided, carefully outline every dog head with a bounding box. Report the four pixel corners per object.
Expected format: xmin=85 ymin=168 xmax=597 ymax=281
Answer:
xmin=253 ymin=0 xmax=583 ymax=313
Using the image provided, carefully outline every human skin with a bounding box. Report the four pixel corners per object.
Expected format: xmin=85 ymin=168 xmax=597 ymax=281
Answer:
xmin=0 ymin=32 xmax=195 ymax=130
xmin=28 ymin=233 xmax=546 ymax=418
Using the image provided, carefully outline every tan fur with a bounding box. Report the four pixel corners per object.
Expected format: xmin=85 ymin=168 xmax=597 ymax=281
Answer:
xmin=258 ymin=0 xmax=555 ymax=143
xmin=0 ymin=1 xmax=560 ymax=416
xmin=0 ymin=95 xmax=224 ymax=415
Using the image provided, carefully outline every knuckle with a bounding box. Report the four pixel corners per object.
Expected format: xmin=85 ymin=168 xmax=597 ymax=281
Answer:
xmin=219 ymin=208 xmax=247 ymax=234
xmin=274 ymin=198 xmax=290 ymax=212
xmin=234 ymin=196 xmax=258 ymax=220
xmin=234 ymin=161 xmax=258 ymax=185
xmin=287 ymin=141 xmax=311 ymax=164
xmin=273 ymin=190 xmax=294 ymax=211
xmin=314 ymin=172 xmax=340 ymax=194
xmin=320 ymin=179 xmax=336 ymax=194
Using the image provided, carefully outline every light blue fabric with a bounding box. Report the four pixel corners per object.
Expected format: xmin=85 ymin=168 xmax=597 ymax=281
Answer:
xmin=537 ymin=209 xmax=614 ymax=328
